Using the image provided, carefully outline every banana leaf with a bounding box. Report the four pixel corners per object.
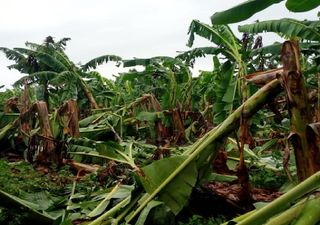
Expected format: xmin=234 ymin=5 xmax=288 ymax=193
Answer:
xmin=0 ymin=190 xmax=55 ymax=225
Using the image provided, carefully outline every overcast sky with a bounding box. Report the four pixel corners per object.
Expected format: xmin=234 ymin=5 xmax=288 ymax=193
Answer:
xmin=0 ymin=0 xmax=318 ymax=88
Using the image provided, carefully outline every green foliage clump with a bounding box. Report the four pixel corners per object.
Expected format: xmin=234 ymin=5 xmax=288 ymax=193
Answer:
xmin=178 ymin=215 xmax=225 ymax=225
xmin=0 ymin=159 xmax=100 ymax=197
xmin=0 ymin=160 xmax=68 ymax=196
xmin=0 ymin=206 xmax=28 ymax=225
xmin=250 ymin=169 xmax=287 ymax=190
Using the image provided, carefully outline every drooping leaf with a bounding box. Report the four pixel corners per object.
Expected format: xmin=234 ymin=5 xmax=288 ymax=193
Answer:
xmin=176 ymin=46 xmax=225 ymax=64
xmin=24 ymin=42 xmax=74 ymax=69
xmin=0 ymin=113 xmax=19 ymax=128
xmin=135 ymin=200 xmax=164 ymax=225
xmin=212 ymin=61 xmax=237 ymax=123
xmin=97 ymin=140 xmax=123 ymax=155
xmin=139 ymin=156 xmax=197 ymax=214
xmin=239 ymin=18 xmax=320 ymax=41
xmin=79 ymin=112 xmax=106 ymax=127
xmin=88 ymin=183 xmax=134 ymax=217
xmin=0 ymin=120 xmax=17 ymax=141
xmin=0 ymin=190 xmax=55 ymax=224
xmin=73 ymin=141 xmax=136 ymax=168
xmin=123 ymin=56 xmax=179 ymax=68
xmin=80 ymin=126 xmax=110 ymax=139
xmin=286 ymin=0 xmax=320 ymax=12
xmin=222 ymin=77 xmax=237 ymax=103
xmin=37 ymin=52 xmax=68 ymax=72
xmin=0 ymin=47 xmax=26 ymax=62
xmin=187 ymin=20 xmax=239 ymax=50
xmin=88 ymin=184 xmax=120 ymax=218
xmin=251 ymin=41 xmax=320 ymax=58
xmin=250 ymin=42 xmax=282 ymax=57
xmin=51 ymin=50 xmax=74 ymax=69
xmin=13 ymin=71 xmax=58 ymax=87
xmin=13 ymin=47 xmax=38 ymax=56
xmin=211 ymin=0 xmax=283 ymax=25
xmin=82 ymin=55 xmax=122 ymax=71
xmin=88 ymin=195 xmax=132 ymax=225
xmin=55 ymin=37 xmax=72 ymax=50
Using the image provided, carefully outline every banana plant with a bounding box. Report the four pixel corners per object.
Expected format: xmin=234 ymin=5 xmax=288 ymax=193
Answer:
xmin=121 ymin=56 xmax=193 ymax=110
xmin=210 ymin=0 xmax=320 ymax=25
xmin=239 ymin=19 xmax=320 ymax=42
xmin=186 ymin=20 xmax=249 ymax=123
xmin=0 ymin=37 xmax=122 ymax=110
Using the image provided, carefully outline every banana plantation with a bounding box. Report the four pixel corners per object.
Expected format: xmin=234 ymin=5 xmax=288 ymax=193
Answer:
xmin=1 ymin=1 xmax=320 ymax=224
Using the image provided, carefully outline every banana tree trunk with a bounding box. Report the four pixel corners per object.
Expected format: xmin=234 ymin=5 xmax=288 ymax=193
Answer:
xmin=279 ymin=41 xmax=320 ymax=181
xmin=30 ymin=101 xmax=59 ymax=165
xmin=20 ymin=81 xmax=31 ymax=135
xmin=75 ymin=72 xmax=99 ymax=109
xmin=58 ymin=99 xmax=80 ymax=137
xmin=79 ymin=79 xmax=99 ymax=109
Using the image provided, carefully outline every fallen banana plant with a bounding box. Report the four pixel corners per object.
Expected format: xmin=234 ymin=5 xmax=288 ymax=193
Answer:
xmin=227 ymin=170 xmax=320 ymax=225
xmin=124 ymin=78 xmax=282 ymax=223
xmin=68 ymin=140 xmax=139 ymax=170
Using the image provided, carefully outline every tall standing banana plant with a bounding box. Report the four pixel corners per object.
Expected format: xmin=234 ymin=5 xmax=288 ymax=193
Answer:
xmin=0 ymin=37 xmax=122 ymax=110
xmin=209 ymin=0 xmax=320 ymax=181
xmin=186 ymin=20 xmax=248 ymax=123
xmin=120 ymin=56 xmax=192 ymax=110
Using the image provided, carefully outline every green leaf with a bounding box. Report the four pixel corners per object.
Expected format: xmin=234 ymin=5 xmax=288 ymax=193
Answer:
xmin=0 ymin=120 xmax=16 ymax=141
xmin=0 ymin=113 xmax=19 ymax=128
xmin=286 ymin=0 xmax=320 ymax=12
xmin=50 ymin=112 xmax=62 ymax=139
xmin=71 ymin=141 xmax=137 ymax=169
xmin=135 ymin=200 xmax=163 ymax=225
xmin=212 ymin=61 xmax=236 ymax=123
xmin=293 ymin=196 xmax=320 ymax=225
xmin=82 ymin=55 xmax=122 ymax=71
xmin=250 ymin=42 xmax=282 ymax=57
xmin=206 ymin=173 xmax=237 ymax=183
xmin=88 ymin=195 xmax=131 ymax=225
xmin=212 ymin=103 xmax=225 ymax=112
xmin=139 ymin=156 xmax=197 ymax=215
xmin=14 ymin=71 xmax=58 ymax=87
xmin=0 ymin=190 xmax=55 ymax=224
xmin=211 ymin=0 xmax=283 ymax=25
xmin=79 ymin=112 xmax=105 ymax=127
xmin=96 ymin=141 xmax=132 ymax=164
xmin=0 ymin=47 xmax=26 ymax=62
xmin=37 ymin=52 xmax=68 ymax=72
xmin=136 ymin=111 xmax=163 ymax=122
xmin=176 ymin=47 xmax=224 ymax=64
xmin=80 ymin=127 xmax=110 ymax=139
xmin=222 ymin=78 xmax=237 ymax=103
xmin=123 ymin=56 xmax=179 ymax=67
xmin=88 ymin=184 xmax=121 ymax=218
xmin=239 ymin=18 xmax=320 ymax=41
xmin=187 ymin=20 xmax=240 ymax=53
